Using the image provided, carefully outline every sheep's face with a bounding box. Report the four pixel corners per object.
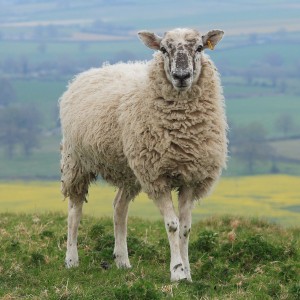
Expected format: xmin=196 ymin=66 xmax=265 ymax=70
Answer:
xmin=138 ymin=28 xmax=224 ymax=92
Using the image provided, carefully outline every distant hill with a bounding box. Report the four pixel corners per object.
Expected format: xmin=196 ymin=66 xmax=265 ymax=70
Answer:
xmin=0 ymin=0 xmax=299 ymax=178
xmin=1 ymin=0 xmax=300 ymax=41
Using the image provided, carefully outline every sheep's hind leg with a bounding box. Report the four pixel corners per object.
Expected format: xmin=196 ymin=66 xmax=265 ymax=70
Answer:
xmin=178 ymin=187 xmax=194 ymax=282
xmin=65 ymin=196 xmax=84 ymax=268
xmin=113 ymin=188 xmax=135 ymax=269
xmin=154 ymin=192 xmax=187 ymax=282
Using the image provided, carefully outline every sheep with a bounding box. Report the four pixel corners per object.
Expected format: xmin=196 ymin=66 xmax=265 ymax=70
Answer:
xmin=59 ymin=28 xmax=227 ymax=282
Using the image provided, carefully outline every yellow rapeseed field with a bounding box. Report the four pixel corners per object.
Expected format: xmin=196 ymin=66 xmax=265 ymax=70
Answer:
xmin=0 ymin=175 xmax=299 ymax=226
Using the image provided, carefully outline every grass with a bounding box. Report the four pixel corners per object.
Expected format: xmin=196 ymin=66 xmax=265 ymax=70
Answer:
xmin=0 ymin=213 xmax=299 ymax=299
xmin=0 ymin=175 xmax=300 ymax=227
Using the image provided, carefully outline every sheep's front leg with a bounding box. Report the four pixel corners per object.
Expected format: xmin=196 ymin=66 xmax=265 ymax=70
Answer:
xmin=66 ymin=198 xmax=84 ymax=268
xmin=178 ymin=187 xmax=194 ymax=281
xmin=154 ymin=192 xmax=187 ymax=282
xmin=113 ymin=188 xmax=132 ymax=268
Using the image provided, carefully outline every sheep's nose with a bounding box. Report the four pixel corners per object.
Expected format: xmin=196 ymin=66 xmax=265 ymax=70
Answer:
xmin=172 ymin=72 xmax=191 ymax=81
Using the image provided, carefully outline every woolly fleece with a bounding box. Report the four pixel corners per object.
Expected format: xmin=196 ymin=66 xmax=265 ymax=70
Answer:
xmin=60 ymin=51 xmax=227 ymax=201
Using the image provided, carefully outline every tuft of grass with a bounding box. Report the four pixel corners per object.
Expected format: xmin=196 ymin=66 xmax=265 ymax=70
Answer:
xmin=0 ymin=212 xmax=299 ymax=299
xmin=30 ymin=252 xmax=46 ymax=266
xmin=113 ymin=279 xmax=163 ymax=300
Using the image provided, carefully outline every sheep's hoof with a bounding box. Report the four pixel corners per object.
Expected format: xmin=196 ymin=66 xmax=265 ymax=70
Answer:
xmin=171 ymin=263 xmax=187 ymax=282
xmin=184 ymin=267 xmax=192 ymax=282
xmin=116 ymin=262 xmax=131 ymax=269
xmin=114 ymin=253 xmax=131 ymax=269
xmin=65 ymin=257 xmax=79 ymax=268
xmin=115 ymin=257 xmax=131 ymax=269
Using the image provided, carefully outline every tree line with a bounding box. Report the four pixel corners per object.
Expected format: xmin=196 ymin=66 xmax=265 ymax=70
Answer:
xmin=229 ymin=119 xmax=298 ymax=175
xmin=0 ymin=78 xmax=42 ymax=158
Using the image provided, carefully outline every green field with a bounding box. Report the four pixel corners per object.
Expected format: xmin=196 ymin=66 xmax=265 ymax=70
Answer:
xmin=226 ymin=95 xmax=300 ymax=135
xmin=0 ymin=40 xmax=149 ymax=64
xmin=1 ymin=38 xmax=299 ymax=71
xmin=270 ymin=139 xmax=300 ymax=160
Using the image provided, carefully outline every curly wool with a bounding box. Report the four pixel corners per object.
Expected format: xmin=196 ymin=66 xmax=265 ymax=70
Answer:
xmin=60 ymin=51 xmax=227 ymax=201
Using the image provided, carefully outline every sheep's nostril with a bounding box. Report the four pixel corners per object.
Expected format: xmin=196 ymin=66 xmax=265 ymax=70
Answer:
xmin=173 ymin=72 xmax=191 ymax=81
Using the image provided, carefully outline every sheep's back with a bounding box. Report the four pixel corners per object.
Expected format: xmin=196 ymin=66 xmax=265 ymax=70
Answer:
xmin=59 ymin=62 xmax=147 ymax=187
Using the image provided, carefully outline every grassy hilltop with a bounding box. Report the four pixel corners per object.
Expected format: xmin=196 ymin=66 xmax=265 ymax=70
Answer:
xmin=0 ymin=213 xmax=299 ymax=299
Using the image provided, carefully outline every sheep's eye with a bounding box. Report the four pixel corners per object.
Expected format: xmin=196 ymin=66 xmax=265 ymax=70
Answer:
xmin=196 ymin=45 xmax=203 ymax=52
xmin=160 ymin=47 xmax=167 ymax=54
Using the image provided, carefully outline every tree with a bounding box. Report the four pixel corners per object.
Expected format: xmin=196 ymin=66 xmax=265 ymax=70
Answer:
xmin=0 ymin=107 xmax=19 ymax=158
xmin=242 ymin=69 xmax=255 ymax=86
xmin=275 ymin=113 xmax=295 ymax=137
xmin=0 ymin=105 xmax=42 ymax=158
xmin=18 ymin=105 xmax=42 ymax=157
xmin=230 ymin=122 xmax=274 ymax=174
xmin=0 ymin=78 xmax=17 ymax=106
xmin=264 ymin=53 xmax=284 ymax=67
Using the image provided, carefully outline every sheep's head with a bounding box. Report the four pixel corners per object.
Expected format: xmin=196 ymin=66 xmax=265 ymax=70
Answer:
xmin=138 ymin=28 xmax=224 ymax=92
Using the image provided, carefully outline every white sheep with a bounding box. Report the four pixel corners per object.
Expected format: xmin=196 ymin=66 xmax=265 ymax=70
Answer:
xmin=59 ymin=28 xmax=227 ymax=282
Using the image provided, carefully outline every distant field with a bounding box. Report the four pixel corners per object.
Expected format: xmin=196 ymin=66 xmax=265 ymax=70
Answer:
xmin=270 ymin=139 xmax=300 ymax=161
xmin=226 ymin=95 xmax=300 ymax=135
xmin=1 ymin=25 xmax=299 ymax=179
xmin=1 ymin=0 xmax=300 ymax=37
xmin=1 ymin=39 xmax=300 ymax=69
xmin=0 ymin=40 xmax=149 ymax=64
xmin=0 ymin=175 xmax=299 ymax=227
xmin=10 ymin=78 xmax=300 ymax=135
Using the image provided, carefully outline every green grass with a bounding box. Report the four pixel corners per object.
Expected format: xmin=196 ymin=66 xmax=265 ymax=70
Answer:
xmin=0 ymin=213 xmax=299 ymax=299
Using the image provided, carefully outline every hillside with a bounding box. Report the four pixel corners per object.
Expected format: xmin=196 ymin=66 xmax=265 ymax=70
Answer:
xmin=0 ymin=213 xmax=299 ymax=299
xmin=0 ymin=0 xmax=300 ymax=179
xmin=1 ymin=0 xmax=300 ymax=38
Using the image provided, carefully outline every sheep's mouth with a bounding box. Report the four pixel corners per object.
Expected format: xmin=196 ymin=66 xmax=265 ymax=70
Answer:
xmin=173 ymin=83 xmax=190 ymax=92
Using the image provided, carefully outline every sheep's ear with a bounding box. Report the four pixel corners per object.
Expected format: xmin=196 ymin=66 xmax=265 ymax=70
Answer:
xmin=138 ymin=31 xmax=162 ymax=50
xmin=202 ymin=30 xmax=224 ymax=50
